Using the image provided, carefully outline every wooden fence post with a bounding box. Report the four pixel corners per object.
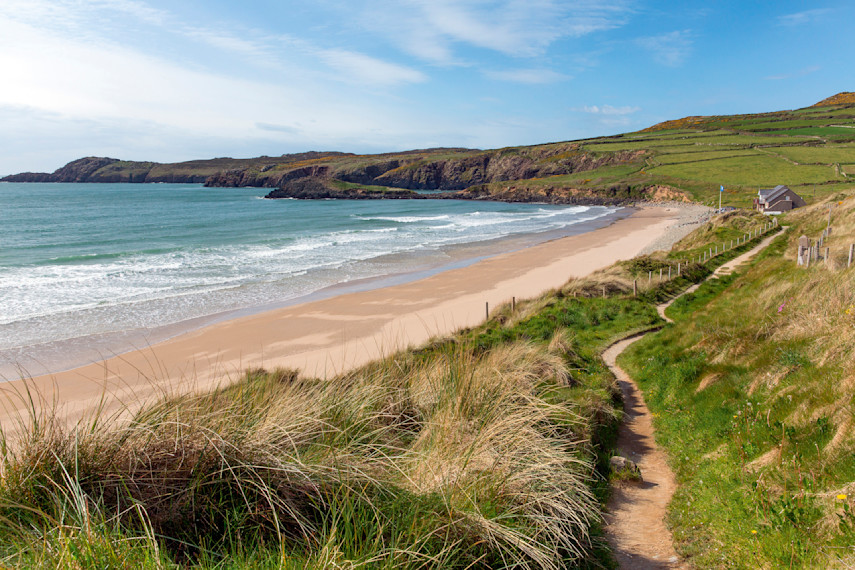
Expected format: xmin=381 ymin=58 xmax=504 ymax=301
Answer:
xmin=825 ymin=247 xmax=830 ymax=266
xmin=633 ymin=280 xmax=638 ymax=296
xmin=486 ymin=302 xmax=489 ymax=320
xmin=849 ymin=244 xmax=854 ymax=268
xmin=668 ymin=266 xmax=672 ymax=279
xmin=512 ymin=297 xmax=516 ymax=312
xmin=659 ymin=268 xmax=662 ymax=282
xmin=602 ymin=286 xmax=606 ymax=298
xmin=649 ymin=270 xmax=652 ymax=284
xmin=678 ymin=262 xmax=681 ymax=276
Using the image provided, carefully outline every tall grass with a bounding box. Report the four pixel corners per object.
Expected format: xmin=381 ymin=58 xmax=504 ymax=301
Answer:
xmin=0 ymin=333 xmax=614 ymax=568
xmin=619 ymin=194 xmax=855 ymax=568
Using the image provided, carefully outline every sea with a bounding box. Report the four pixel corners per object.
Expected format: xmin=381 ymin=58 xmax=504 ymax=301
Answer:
xmin=0 ymin=183 xmax=627 ymax=379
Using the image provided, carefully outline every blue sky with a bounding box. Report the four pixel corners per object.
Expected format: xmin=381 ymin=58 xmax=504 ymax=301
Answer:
xmin=0 ymin=0 xmax=852 ymax=175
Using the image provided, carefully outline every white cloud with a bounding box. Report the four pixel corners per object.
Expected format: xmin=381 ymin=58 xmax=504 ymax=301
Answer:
xmin=0 ymin=9 xmax=438 ymax=175
xmin=485 ymin=68 xmax=569 ymax=84
xmin=581 ymin=105 xmax=640 ymax=115
xmin=636 ymin=30 xmax=692 ymax=67
xmin=777 ymin=9 xmax=831 ymax=26
xmin=354 ymin=0 xmax=632 ymax=64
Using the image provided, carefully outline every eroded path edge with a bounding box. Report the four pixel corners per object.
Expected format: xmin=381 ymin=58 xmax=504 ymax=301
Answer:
xmin=601 ymin=230 xmax=783 ymax=569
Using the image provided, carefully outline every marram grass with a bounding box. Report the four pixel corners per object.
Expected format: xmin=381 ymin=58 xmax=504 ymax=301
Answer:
xmin=0 ymin=335 xmax=614 ymax=568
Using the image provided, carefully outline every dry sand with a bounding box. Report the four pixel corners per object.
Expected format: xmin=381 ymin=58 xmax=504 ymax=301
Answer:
xmin=0 ymin=205 xmax=697 ymax=429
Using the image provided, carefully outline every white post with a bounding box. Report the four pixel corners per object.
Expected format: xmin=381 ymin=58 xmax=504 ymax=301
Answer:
xmin=827 ymin=205 xmax=832 ymax=236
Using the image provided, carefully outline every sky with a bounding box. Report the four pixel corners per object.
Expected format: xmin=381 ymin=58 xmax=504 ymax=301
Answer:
xmin=0 ymin=0 xmax=853 ymax=175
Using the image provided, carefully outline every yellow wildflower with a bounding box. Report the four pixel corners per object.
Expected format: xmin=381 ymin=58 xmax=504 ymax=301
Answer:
xmin=837 ymin=494 xmax=848 ymax=501
xmin=750 ymin=530 xmax=758 ymax=534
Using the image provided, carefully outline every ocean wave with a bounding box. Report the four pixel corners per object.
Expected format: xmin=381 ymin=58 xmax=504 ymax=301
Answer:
xmin=1 ymin=186 xmax=618 ymax=350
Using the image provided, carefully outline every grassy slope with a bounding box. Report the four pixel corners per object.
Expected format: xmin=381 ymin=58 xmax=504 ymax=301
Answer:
xmin=619 ymin=195 xmax=855 ymax=568
xmin=472 ymin=98 xmax=855 ymax=208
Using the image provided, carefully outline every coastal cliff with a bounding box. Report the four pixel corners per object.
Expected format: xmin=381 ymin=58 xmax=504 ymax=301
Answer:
xmin=0 ymin=152 xmax=349 ymax=184
xmin=264 ymin=177 xmax=429 ymax=200
xmin=211 ymin=145 xmax=644 ymax=192
xmin=263 ymin=174 xmax=681 ymax=206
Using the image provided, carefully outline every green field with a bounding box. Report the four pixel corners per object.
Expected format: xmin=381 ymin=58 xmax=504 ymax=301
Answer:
xmin=648 ymin=154 xmax=841 ymax=187
xmin=765 ymin=144 xmax=855 ymax=164
xmin=772 ymin=126 xmax=855 ymax=138
xmin=652 ymin=148 xmax=761 ymax=165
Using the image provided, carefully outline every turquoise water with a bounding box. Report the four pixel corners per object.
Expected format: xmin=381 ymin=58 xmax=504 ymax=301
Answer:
xmin=0 ymin=183 xmax=621 ymax=377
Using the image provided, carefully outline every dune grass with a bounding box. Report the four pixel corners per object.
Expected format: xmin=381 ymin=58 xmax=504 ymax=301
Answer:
xmin=0 ymin=287 xmax=672 ymax=568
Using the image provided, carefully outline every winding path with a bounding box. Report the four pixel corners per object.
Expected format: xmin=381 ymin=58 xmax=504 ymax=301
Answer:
xmin=601 ymin=230 xmax=782 ymax=569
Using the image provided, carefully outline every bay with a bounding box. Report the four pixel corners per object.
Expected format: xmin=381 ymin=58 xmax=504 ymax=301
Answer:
xmin=0 ymin=182 xmax=623 ymax=378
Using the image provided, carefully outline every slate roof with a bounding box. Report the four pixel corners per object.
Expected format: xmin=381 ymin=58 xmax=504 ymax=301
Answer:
xmin=758 ymin=185 xmax=790 ymax=204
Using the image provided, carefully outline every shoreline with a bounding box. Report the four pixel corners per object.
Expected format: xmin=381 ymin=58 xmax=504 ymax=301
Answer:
xmin=0 ymin=203 xmax=708 ymax=431
xmin=0 ymin=205 xmax=632 ymax=381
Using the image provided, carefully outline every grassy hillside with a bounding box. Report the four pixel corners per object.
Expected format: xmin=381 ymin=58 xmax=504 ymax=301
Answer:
xmin=619 ymin=195 xmax=855 ymax=568
xmin=526 ymin=97 xmax=855 ymax=207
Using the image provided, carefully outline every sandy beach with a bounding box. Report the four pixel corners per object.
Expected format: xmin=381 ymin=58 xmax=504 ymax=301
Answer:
xmin=0 ymin=204 xmax=707 ymax=430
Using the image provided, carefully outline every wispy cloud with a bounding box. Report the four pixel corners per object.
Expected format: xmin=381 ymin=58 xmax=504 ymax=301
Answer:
xmin=764 ymin=65 xmax=821 ymax=81
xmin=484 ymin=68 xmax=569 ymax=84
xmin=777 ymin=9 xmax=831 ymax=26
xmin=0 ymin=4 xmax=426 ymax=146
xmin=636 ymin=30 xmax=693 ymax=67
xmin=580 ymin=104 xmax=640 ymax=115
xmin=318 ymin=49 xmax=427 ymax=86
xmin=353 ymin=0 xmax=633 ymax=64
